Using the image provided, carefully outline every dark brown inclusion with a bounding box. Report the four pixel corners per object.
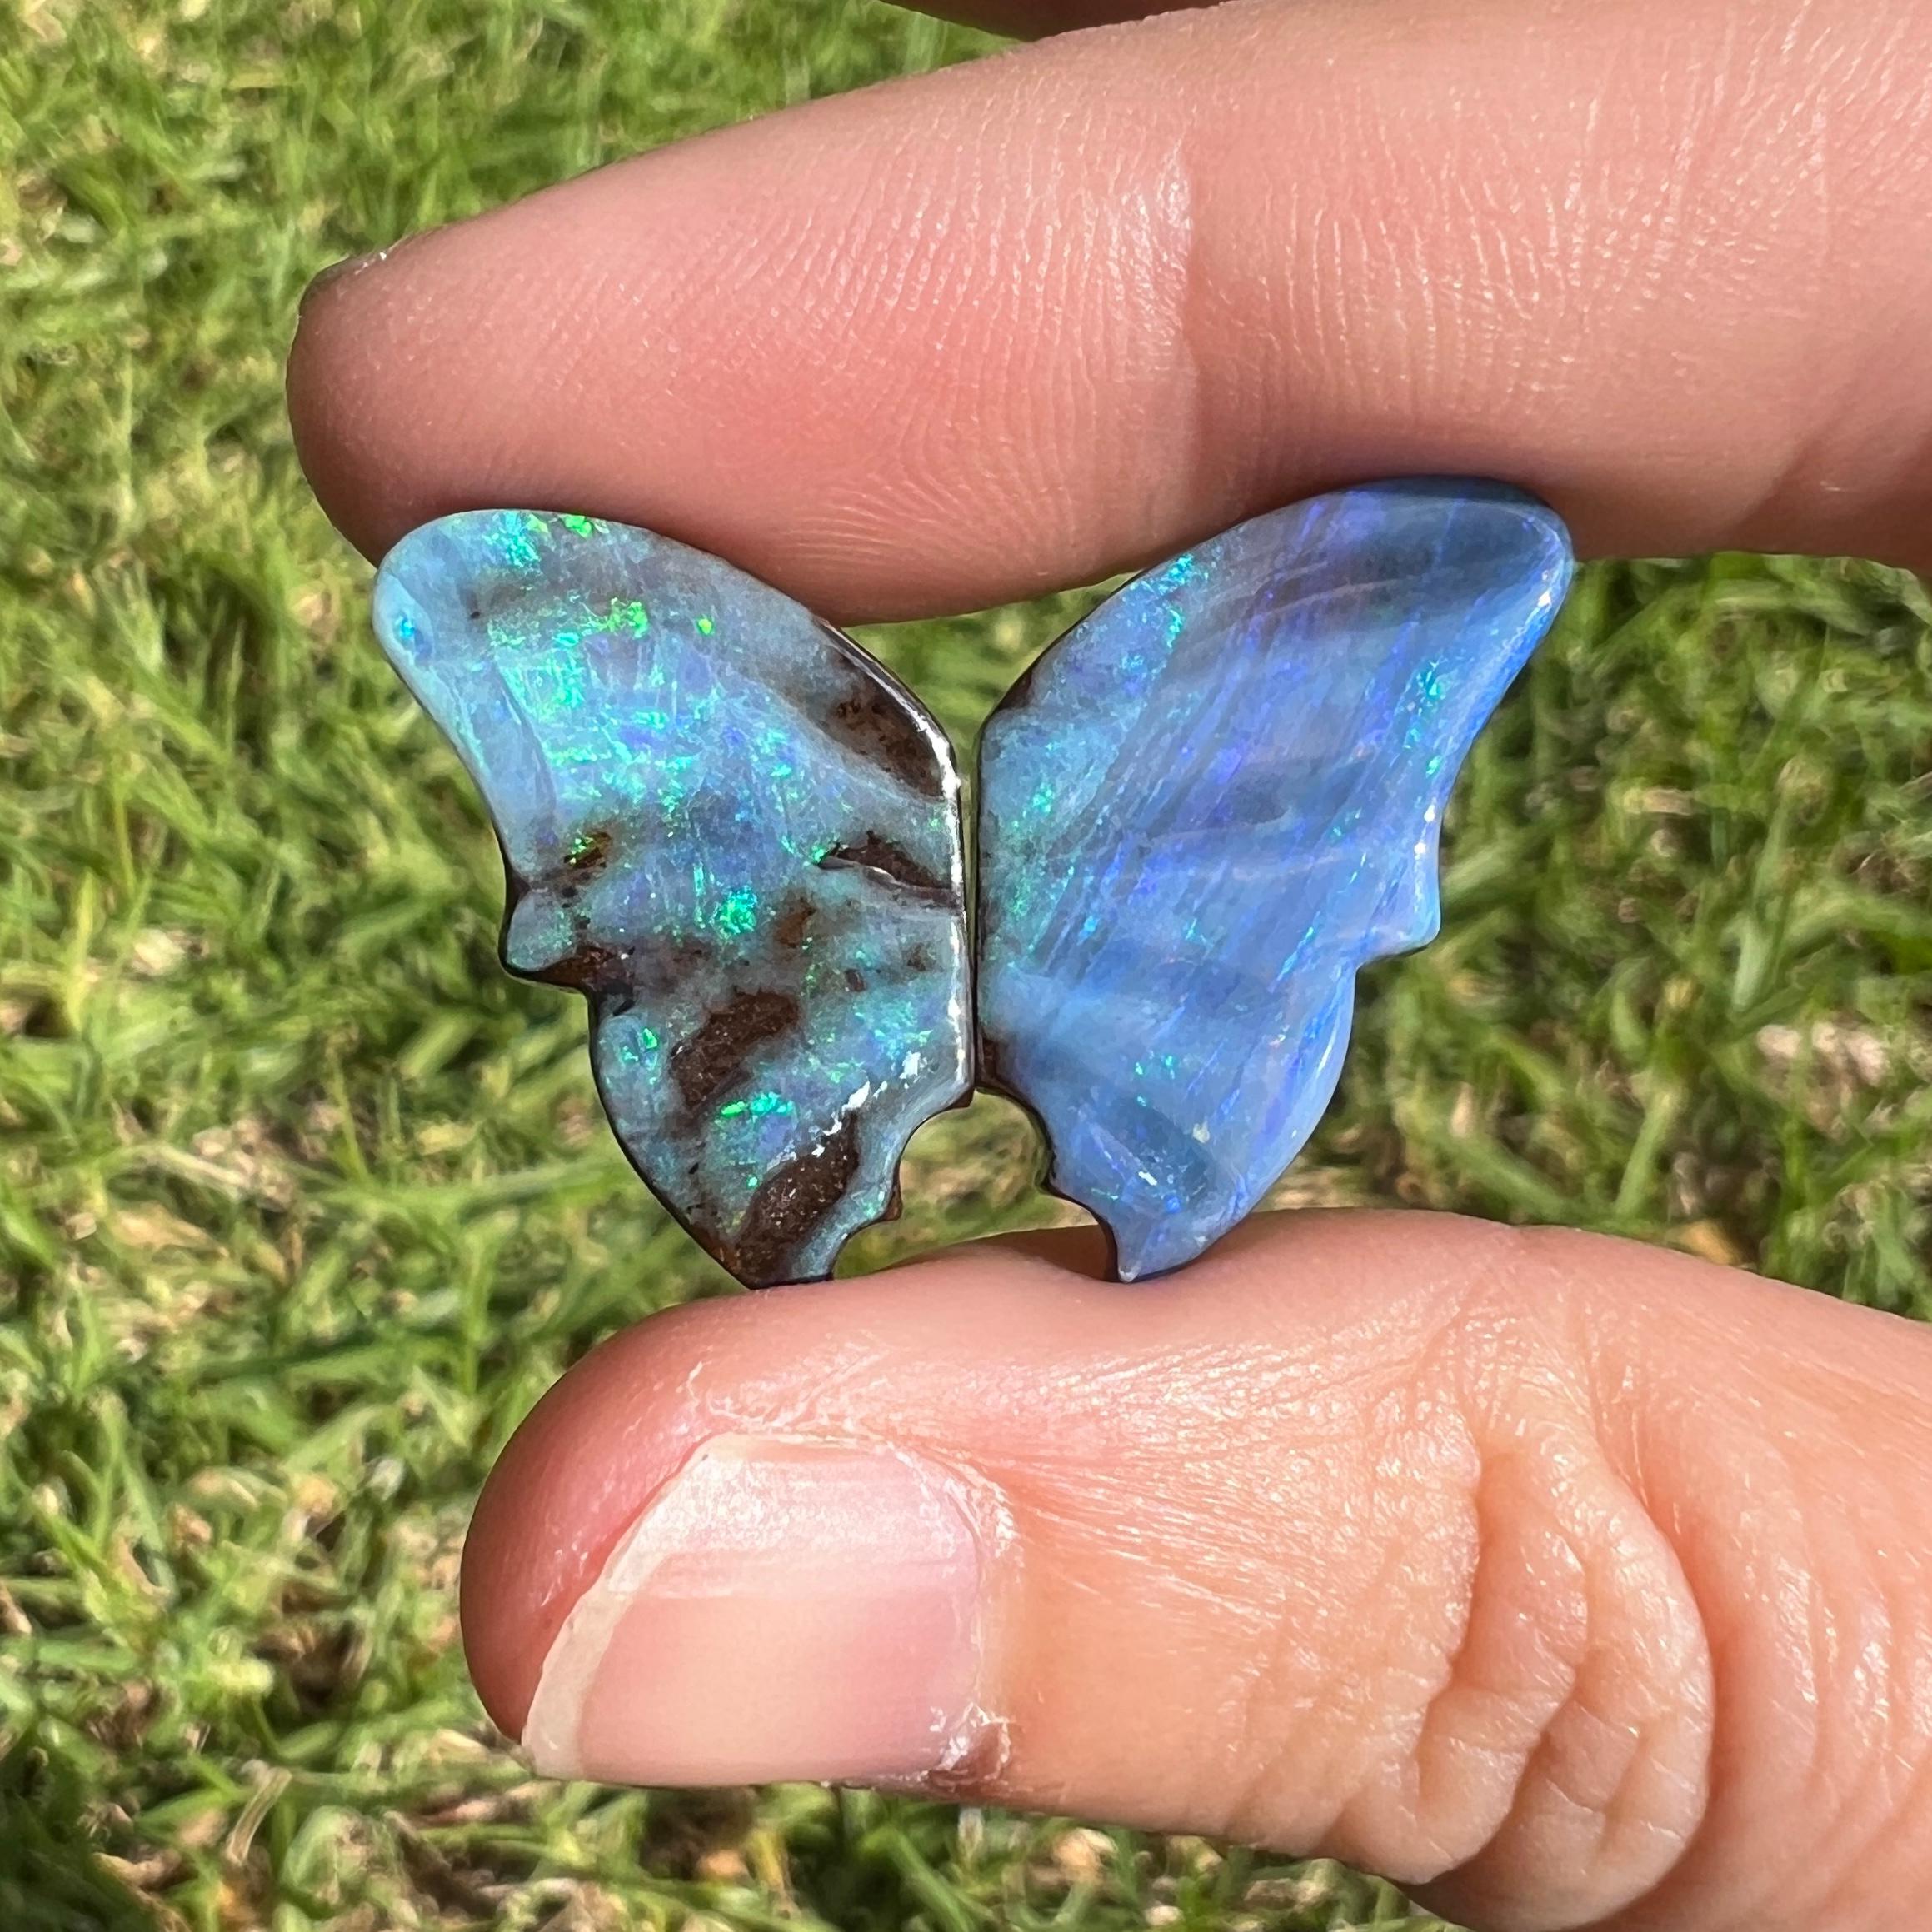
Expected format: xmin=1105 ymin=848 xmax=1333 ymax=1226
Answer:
xmin=671 ymin=988 xmax=802 ymax=1111
xmin=772 ymin=896 xmax=815 ymax=949
xmin=725 ymin=1113 xmax=863 ymax=1285
xmin=817 ymin=831 xmax=950 ymax=899
xmin=529 ymin=934 xmax=628 ymax=996
xmin=818 ymin=646 xmax=947 ymax=801
xmin=564 ymin=825 xmax=613 ymax=877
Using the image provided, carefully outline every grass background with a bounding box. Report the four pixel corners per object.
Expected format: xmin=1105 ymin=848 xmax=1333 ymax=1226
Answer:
xmin=2 ymin=0 xmax=1930 ymax=1926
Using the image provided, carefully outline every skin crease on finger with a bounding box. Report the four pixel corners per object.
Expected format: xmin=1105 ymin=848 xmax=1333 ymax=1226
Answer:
xmin=288 ymin=0 xmax=1932 ymax=622
xmin=460 ymin=1213 xmax=1932 ymax=1932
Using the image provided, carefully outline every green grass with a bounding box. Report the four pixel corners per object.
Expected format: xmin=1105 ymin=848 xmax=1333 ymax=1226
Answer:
xmin=2 ymin=0 xmax=1930 ymax=1926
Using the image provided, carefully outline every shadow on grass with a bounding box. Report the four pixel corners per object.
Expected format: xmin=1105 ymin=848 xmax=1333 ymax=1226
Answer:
xmin=0 ymin=1734 xmax=161 ymax=1932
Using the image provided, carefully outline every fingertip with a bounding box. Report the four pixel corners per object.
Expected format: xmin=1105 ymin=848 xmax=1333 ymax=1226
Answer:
xmin=459 ymin=1298 xmax=725 ymax=1740
xmin=292 ymin=225 xmax=534 ymax=564
xmin=457 ymin=1250 xmax=1089 ymax=1747
xmin=288 ymin=248 xmax=408 ymax=562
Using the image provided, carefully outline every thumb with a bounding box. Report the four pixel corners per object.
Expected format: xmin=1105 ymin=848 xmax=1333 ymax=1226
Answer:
xmin=459 ymin=1211 xmax=1932 ymax=1932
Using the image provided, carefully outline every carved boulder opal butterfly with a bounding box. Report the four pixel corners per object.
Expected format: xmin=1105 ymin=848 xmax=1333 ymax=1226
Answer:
xmin=374 ymin=512 xmax=972 ymax=1287
xmin=976 ymin=480 xmax=1573 ymax=1279
xmin=372 ymin=482 xmax=1572 ymax=1287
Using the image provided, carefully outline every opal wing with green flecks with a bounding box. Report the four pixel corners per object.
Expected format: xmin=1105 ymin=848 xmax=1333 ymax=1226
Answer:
xmin=373 ymin=510 xmax=971 ymax=1288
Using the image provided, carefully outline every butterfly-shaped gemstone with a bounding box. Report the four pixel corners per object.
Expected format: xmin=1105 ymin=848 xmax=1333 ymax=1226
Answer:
xmin=374 ymin=512 xmax=971 ymax=1287
xmin=976 ymin=480 xmax=1572 ymax=1277
xmin=373 ymin=482 xmax=1571 ymax=1286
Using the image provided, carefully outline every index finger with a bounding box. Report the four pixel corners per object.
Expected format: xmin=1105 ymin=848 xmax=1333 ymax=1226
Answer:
xmin=288 ymin=0 xmax=1932 ymax=622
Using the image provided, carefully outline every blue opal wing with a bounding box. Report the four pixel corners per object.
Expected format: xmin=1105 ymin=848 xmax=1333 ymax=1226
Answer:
xmin=976 ymin=480 xmax=1573 ymax=1280
xmin=374 ymin=510 xmax=971 ymax=1287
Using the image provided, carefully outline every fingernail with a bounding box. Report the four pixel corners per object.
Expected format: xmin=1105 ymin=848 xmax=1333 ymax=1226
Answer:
xmin=522 ymin=1437 xmax=986 ymax=1785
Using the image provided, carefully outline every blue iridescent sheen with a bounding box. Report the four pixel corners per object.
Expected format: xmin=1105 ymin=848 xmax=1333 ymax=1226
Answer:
xmin=976 ymin=480 xmax=1574 ymax=1280
xmin=373 ymin=510 xmax=971 ymax=1287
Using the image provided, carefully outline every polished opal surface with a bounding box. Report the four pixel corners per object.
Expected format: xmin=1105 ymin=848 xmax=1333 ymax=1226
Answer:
xmin=976 ymin=481 xmax=1574 ymax=1279
xmin=374 ymin=510 xmax=971 ymax=1287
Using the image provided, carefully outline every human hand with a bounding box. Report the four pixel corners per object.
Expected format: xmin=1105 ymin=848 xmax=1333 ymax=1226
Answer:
xmin=287 ymin=0 xmax=1932 ymax=1925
